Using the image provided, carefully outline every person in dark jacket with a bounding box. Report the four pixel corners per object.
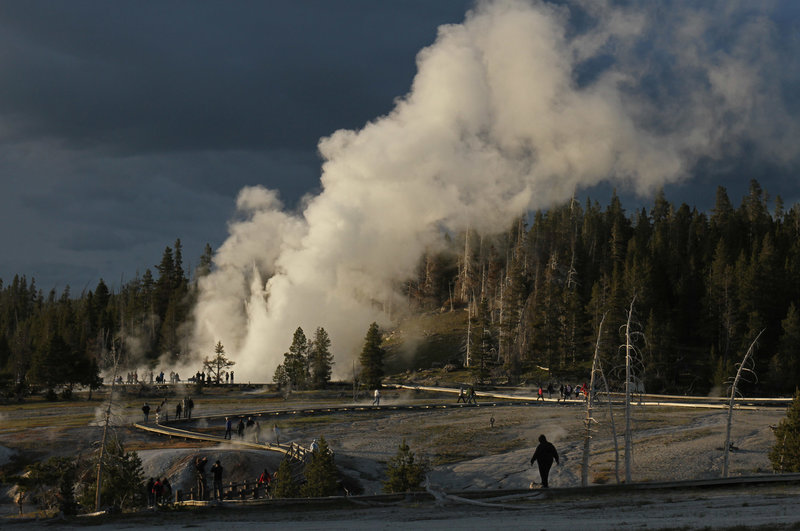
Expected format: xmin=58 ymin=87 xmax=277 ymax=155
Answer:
xmin=530 ymin=434 xmax=559 ymax=488
xmin=210 ymin=460 xmax=224 ymax=501
xmin=195 ymin=456 xmax=208 ymax=500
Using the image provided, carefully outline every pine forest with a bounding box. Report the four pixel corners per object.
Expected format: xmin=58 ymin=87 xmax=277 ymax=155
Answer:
xmin=1 ymin=180 xmax=800 ymax=398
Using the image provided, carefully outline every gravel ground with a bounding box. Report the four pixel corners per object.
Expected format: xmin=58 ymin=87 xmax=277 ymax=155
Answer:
xmin=0 ymin=387 xmax=793 ymax=528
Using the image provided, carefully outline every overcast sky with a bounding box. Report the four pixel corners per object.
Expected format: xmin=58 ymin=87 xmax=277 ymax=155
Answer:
xmin=1 ymin=0 xmax=799 ymax=293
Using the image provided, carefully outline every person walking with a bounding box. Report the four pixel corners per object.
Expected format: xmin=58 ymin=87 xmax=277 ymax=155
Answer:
xmin=224 ymin=417 xmax=232 ymax=440
xmin=237 ymin=417 xmax=245 ymax=439
xmin=142 ymin=402 xmax=151 ymax=423
xmin=530 ymin=434 xmax=559 ymax=488
xmin=176 ymin=401 xmax=182 ymax=420
xmin=246 ymin=417 xmax=255 ymax=439
xmin=210 ymin=460 xmax=224 ymax=501
xmin=537 ymin=386 xmax=544 ymax=401
xmin=273 ymin=423 xmax=281 ymax=444
xmin=373 ymin=388 xmax=381 ymax=406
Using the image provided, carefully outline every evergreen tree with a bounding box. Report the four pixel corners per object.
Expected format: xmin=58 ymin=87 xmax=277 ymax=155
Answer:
xmin=359 ymin=322 xmax=385 ymax=390
xmin=769 ymin=390 xmax=800 ymax=473
xmin=79 ymin=435 xmax=145 ymax=510
xmin=273 ymin=364 xmax=289 ymax=388
xmin=382 ymin=439 xmax=427 ymax=493
xmin=301 ymin=436 xmax=338 ymax=497
xmin=469 ymin=297 xmax=493 ymax=383
xmin=28 ymin=331 xmax=71 ymax=396
xmin=769 ymin=303 xmax=800 ymax=392
xmin=272 ymin=458 xmax=300 ymax=498
xmin=284 ymin=327 xmax=309 ymax=389
xmin=14 ymin=456 xmax=78 ymax=515
xmin=308 ymin=327 xmax=334 ymax=389
xmin=203 ymin=341 xmax=235 ymax=384
xmin=196 ymin=243 xmax=214 ymax=278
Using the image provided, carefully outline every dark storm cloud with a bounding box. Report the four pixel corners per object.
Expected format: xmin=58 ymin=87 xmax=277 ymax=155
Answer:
xmin=0 ymin=0 xmax=798 ymax=293
xmin=0 ymin=1 xmax=475 ymax=290
xmin=0 ymin=1 xmax=472 ymax=155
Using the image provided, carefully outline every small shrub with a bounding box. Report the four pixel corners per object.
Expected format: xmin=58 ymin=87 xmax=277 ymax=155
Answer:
xmin=769 ymin=389 xmax=800 ymax=472
xmin=301 ymin=437 xmax=337 ymax=497
xmin=272 ymin=459 xmax=300 ymax=498
xmin=382 ymin=439 xmax=428 ymax=493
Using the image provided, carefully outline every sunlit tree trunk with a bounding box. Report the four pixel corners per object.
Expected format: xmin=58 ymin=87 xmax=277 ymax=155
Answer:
xmin=723 ymin=329 xmax=764 ymax=477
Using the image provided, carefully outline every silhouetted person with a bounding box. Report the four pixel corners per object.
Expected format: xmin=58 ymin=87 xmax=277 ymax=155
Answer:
xmin=194 ymin=456 xmax=208 ymax=500
xmin=142 ymin=402 xmax=151 ymax=423
xmin=530 ymin=434 xmax=559 ymax=488
xmin=211 ymin=460 xmax=224 ymax=500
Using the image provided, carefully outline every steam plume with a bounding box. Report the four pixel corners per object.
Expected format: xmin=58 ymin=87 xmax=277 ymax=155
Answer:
xmin=192 ymin=0 xmax=799 ymax=381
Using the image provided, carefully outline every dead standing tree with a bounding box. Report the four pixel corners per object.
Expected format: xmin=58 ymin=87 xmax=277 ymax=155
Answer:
xmin=582 ymin=313 xmax=618 ymax=486
xmin=722 ymin=329 xmax=764 ymax=478
xmin=619 ymin=297 xmax=645 ymax=484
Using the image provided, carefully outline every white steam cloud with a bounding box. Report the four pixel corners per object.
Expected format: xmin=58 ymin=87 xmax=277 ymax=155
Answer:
xmin=192 ymin=0 xmax=800 ymax=381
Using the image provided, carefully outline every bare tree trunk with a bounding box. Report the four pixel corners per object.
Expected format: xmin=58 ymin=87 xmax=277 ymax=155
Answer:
xmin=95 ymin=337 xmax=121 ymax=512
xmin=603 ymin=368 xmax=621 ymax=485
xmin=722 ymin=329 xmax=764 ymax=478
xmin=461 ymin=228 xmax=471 ymax=303
xmin=582 ymin=313 xmax=605 ymax=486
xmin=465 ymin=300 xmax=472 ymax=368
xmin=624 ymin=297 xmax=636 ymax=484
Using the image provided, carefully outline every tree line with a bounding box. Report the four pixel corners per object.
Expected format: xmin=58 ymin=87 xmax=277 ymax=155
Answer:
xmin=407 ymin=179 xmax=800 ymax=395
xmin=1 ymin=179 xmax=798 ymax=398
xmin=0 ymin=239 xmax=212 ymax=398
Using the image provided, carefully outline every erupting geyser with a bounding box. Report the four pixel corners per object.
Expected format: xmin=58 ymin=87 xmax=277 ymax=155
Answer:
xmin=191 ymin=0 xmax=800 ymax=382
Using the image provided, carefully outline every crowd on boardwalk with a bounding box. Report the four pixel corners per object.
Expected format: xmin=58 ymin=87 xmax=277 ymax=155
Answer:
xmin=224 ymin=416 xmax=264 ymax=443
xmin=118 ymin=368 xmax=238 ymax=386
xmin=141 ymin=396 xmax=194 ymax=423
xmin=535 ymin=382 xmax=590 ymax=402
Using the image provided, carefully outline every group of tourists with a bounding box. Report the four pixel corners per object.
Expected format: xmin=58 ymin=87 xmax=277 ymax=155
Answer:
xmin=534 ymin=382 xmax=591 ymax=402
xmin=456 ymin=385 xmax=478 ymax=405
xmin=141 ymin=396 xmax=194 ymax=423
xmin=146 ymin=476 xmax=173 ymax=506
xmin=557 ymin=382 xmax=589 ymax=401
xmin=189 ymin=370 xmax=234 ymax=385
xmin=224 ymin=416 xmax=262 ymax=442
xmin=192 ymin=456 xmax=274 ymax=501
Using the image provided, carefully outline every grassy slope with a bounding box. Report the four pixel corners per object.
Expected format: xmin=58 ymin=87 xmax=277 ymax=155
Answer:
xmin=382 ymin=309 xmax=469 ymax=375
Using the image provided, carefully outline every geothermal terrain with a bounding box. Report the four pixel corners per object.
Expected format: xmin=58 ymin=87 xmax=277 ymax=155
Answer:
xmin=2 ymin=382 xmax=800 ymax=529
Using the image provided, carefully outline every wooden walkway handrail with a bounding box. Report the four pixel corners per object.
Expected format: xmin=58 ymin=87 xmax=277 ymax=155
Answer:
xmin=133 ymin=422 xmax=303 ymax=457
